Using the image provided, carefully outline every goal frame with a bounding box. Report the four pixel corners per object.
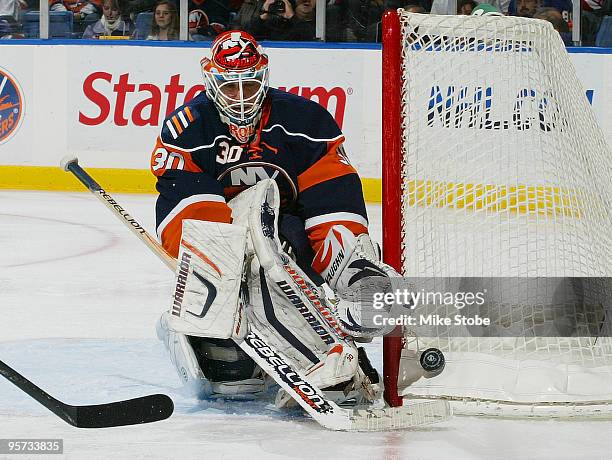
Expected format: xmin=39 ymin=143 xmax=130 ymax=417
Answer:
xmin=381 ymin=8 xmax=404 ymax=408
xmin=379 ymin=8 xmax=612 ymax=413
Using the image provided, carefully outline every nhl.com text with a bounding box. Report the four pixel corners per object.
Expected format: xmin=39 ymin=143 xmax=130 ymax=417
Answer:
xmin=371 ymin=288 xmax=491 ymax=327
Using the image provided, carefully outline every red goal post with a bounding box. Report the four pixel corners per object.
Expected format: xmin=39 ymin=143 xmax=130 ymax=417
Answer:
xmin=381 ymin=8 xmax=404 ymax=408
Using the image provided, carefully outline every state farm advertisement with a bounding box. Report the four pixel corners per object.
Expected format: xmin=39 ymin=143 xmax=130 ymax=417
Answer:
xmin=67 ymin=45 xmax=381 ymax=177
xmin=0 ymin=43 xmax=610 ymax=182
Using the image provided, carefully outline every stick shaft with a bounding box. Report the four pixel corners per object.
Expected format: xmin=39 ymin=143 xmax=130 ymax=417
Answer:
xmin=0 ymin=359 xmax=73 ymax=423
xmin=65 ymin=161 xmax=176 ymax=271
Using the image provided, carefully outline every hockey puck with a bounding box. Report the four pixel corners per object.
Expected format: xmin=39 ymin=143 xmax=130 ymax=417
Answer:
xmin=420 ymin=348 xmax=445 ymax=376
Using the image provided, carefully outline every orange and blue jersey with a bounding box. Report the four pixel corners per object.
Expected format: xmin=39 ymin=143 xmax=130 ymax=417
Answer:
xmin=150 ymin=88 xmax=368 ymax=259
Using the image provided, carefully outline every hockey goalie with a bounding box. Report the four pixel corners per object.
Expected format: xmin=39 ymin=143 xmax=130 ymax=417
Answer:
xmin=157 ymin=180 xmax=395 ymax=406
xmin=151 ymin=30 xmax=448 ymax=429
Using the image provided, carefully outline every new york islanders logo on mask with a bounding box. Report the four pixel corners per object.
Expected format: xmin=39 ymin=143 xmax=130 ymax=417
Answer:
xmin=213 ymin=31 xmax=262 ymax=70
xmin=0 ymin=67 xmax=24 ymax=145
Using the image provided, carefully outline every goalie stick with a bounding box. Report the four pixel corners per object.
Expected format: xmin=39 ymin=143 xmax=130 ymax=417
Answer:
xmin=61 ymin=156 xmax=451 ymax=431
xmin=60 ymin=156 xmax=176 ymax=271
xmin=0 ymin=360 xmax=174 ymax=428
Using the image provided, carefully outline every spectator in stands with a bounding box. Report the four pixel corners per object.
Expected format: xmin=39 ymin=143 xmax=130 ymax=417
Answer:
xmin=248 ymin=0 xmax=294 ymax=38
xmin=247 ymin=0 xmax=316 ymax=40
xmin=544 ymin=0 xmax=571 ymax=19
xmin=147 ymin=0 xmax=178 ymax=39
xmin=189 ymin=0 xmax=230 ymax=38
xmin=580 ymin=0 xmax=609 ymax=45
xmin=508 ymin=0 xmax=570 ymax=19
xmin=458 ymin=0 xmax=477 ymax=14
xmin=472 ymin=2 xmax=504 ymax=14
xmin=121 ymin=0 xmax=156 ymax=19
xmin=293 ymin=0 xmax=315 ymax=35
xmin=50 ymin=0 xmax=102 ymax=32
xmin=356 ymin=0 xmax=426 ymax=43
xmin=1 ymin=0 xmax=25 ymax=21
xmin=232 ymin=0 xmax=259 ymax=30
xmin=383 ymin=0 xmax=428 ymax=10
xmin=343 ymin=0 xmax=384 ymax=41
xmin=515 ymin=0 xmax=540 ymax=17
xmin=405 ymin=2 xmax=426 ymax=12
xmin=0 ymin=16 xmax=25 ymax=38
xmin=582 ymin=0 xmax=607 ymax=14
xmin=534 ymin=6 xmax=571 ymax=44
xmin=189 ymin=8 xmax=210 ymax=40
xmin=0 ymin=16 xmax=12 ymax=36
xmin=431 ymin=0 xmax=507 ymax=14
xmin=82 ymin=0 xmax=133 ymax=37
xmin=0 ymin=0 xmax=26 ymax=37
xmin=323 ymin=0 xmax=347 ymax=40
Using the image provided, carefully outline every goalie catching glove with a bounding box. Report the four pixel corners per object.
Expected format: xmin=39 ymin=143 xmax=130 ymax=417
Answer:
xmin=312 ymin=225 xmax=402 ymax=338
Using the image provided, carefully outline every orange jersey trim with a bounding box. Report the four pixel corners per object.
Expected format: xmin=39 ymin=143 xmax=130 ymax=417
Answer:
xmin=172 ymin=116 xmax=183 ymax=135
xmin=161 ymin=201 xmax=232 ymax=258
xmin=150 ymin=136 xmax=203 ymax=176
xmin=297 ymin=140 xmax=356 ymax=193
xmin=184 ymin=106 xmax=195 ymax=123
xmin=307 ymin=221 xmax=368 ymax=254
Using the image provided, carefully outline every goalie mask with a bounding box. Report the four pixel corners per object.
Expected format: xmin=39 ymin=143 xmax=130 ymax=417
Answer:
xmin=201 ymin=30 xmax=270 ymax=143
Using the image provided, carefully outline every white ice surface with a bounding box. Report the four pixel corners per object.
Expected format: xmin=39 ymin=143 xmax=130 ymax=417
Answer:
xmin=1 ymin=191 xmax=612 ymax=460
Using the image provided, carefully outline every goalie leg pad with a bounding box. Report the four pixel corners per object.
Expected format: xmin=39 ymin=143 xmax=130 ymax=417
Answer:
xmin=232 ymin=180 xmax=360 ymax=390
xmin=247 ymin=261 xmax=359 ymax=389
xmin=166 ymin=219 xmax=248 ymax=341
xmin=157 ymin=312 xmax=212 ymax=399
xmin=157 ymin=313 xmax=266 ymax=399
xmin=188 ymin=336 xmax=268 ymax=398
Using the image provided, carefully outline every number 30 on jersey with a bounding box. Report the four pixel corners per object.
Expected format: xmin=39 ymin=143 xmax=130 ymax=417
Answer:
xmin=216 ymin=141 xmax=243 ymax=164
xmin=152 ymin=147 xmax=185 ymax=171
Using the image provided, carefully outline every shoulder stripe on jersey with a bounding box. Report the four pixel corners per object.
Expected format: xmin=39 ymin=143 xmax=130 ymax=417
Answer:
xmin=157 ymin=193 xmax=226 ymax=238
xmin=172 ymin=116 xmax=184 ymax=135
xmin=304 ymin=212 xmax=368 ymax=230
xmin=178 ymin=111 xmax=189 ymax=129
xmin=185 ymin=106 xmax=195 ymax=122
xmin=165 ymin=119 xmax=178 ymax=139
xmin=162 ymin=134 xmax=233 ymax=152
xmin=262 ymin=124 xmax=344 ymax=143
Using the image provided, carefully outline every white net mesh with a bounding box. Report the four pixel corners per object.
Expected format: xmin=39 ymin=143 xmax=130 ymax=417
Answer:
xmin=394 ymin=11 xmax=612 ymax=414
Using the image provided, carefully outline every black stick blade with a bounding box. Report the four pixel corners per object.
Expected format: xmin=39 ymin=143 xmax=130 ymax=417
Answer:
xmin=2 ymin=360 xmax=174 ymax=429
xmin=72 ymin=394 xmax=174 ymax=428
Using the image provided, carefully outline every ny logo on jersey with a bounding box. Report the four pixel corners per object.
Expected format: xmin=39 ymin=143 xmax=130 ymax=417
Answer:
xmin=219 ymin=163 xmax=297 ymax=202
xmin=230 ymin=166 xmax=275 ymax=185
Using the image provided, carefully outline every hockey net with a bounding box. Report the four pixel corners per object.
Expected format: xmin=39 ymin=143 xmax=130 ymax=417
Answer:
xmin=381 ymin=10 xmax=612 ymax=416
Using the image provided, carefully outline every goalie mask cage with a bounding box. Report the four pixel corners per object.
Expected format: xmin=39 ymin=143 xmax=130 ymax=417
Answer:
xmin=381 ymin=9 xmax=612 ymax=416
